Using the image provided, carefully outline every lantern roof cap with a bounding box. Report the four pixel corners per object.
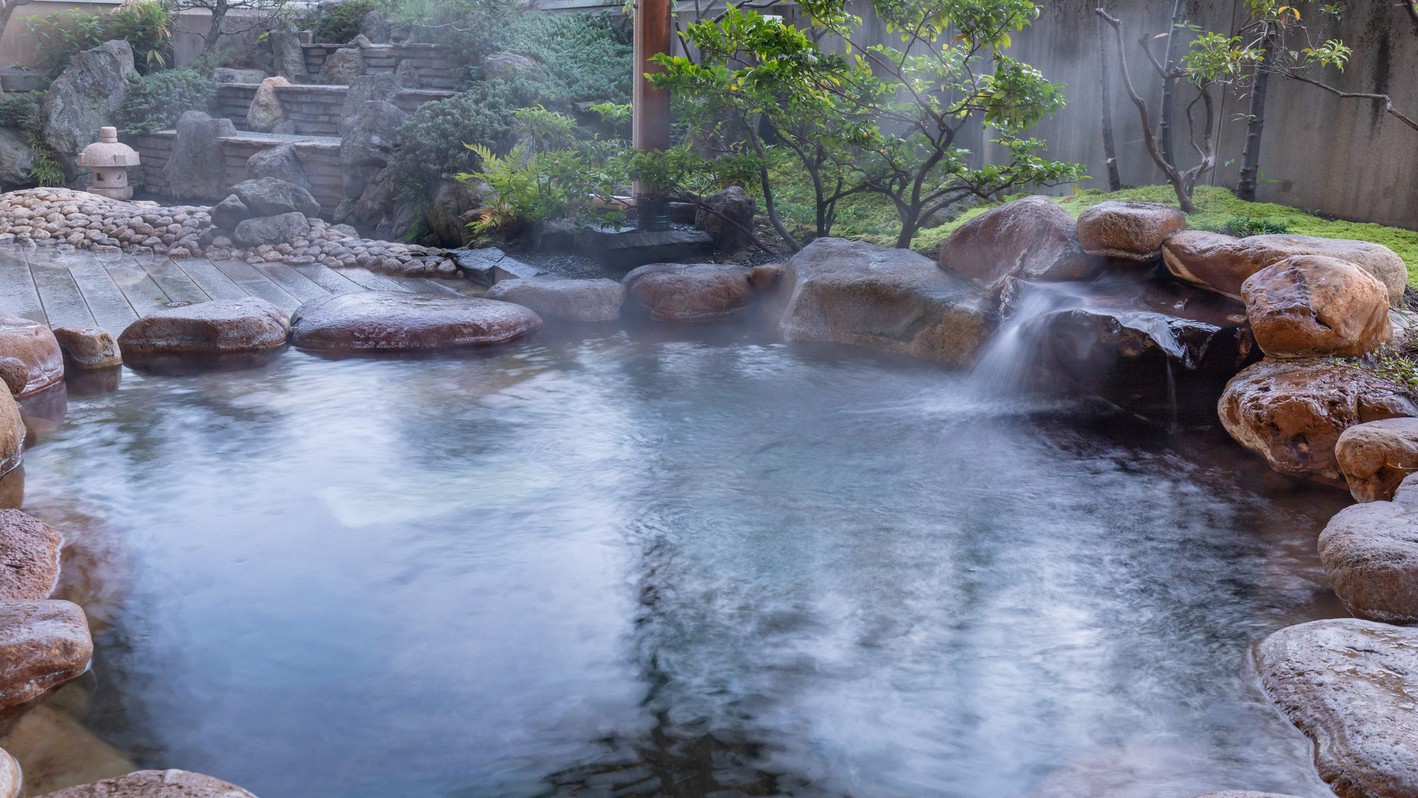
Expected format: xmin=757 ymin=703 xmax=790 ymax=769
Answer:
xmin=79 ymin=127 xmax=140 ymax=168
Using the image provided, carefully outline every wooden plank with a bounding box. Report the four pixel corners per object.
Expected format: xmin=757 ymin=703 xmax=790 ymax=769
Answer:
xmin=250 ymin=262 xmax=330 ymax=304
xmin=27 ymin=257 xmax=95 ymax=328
xmin=170 ymin=259 xmax=247 ymax=301
xmin=336 ymin=267 xmax=413 ymax=293
xmin=64 ymin=255 xmax=139 ymax=333
xmin=208 ymin=260 xmax=301 ymax=311
xmin=103 ymin=257 xmax=171 ymax=317
xmin=393 ymin=276 xmax=462 ymax=296
xmin=137 ymin=258 xmax=212 ymax=306
xmin=0 ymin=249 xmax=45 ymax=324
xmin=289 ymin=263 xmax=364 ymax=295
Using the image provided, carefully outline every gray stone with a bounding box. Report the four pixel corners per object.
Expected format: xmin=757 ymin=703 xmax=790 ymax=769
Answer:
xmin=360 ymin=9 xmax=391 ymax=42
xmin=244 ymin=76 xmax=289 ymax=133
xmin=424 ymin=180 xmax=486 ymax=247
xmin=35 ymin=769 xmax=258 ymax=798
xmin=212 ymin=67 xmax=267 ymax=84
xmin=395 ymin=61 xmax=420 ymax=88
xmin=1318 ymin=474 xmax=1418 ymax=624
xmin=482 ymin=52 xmax=537 ymax=80
xmin=210 ymin=195 xmax=251 ymax=231
xmin=246 ymin=143 xmax=310 ymax=195
xmin=449 ymin=248 xmax=538 ymax=286
xmin=230 ymin=177 xmax=321 ymax=218
xmin=694 ymin=186 xmax=756 ymax=253
xmin=485 ymin=277 xmax=624 ymax=323
xmin=0 ymin=128 xmax=34 ymax=189
xmin=269 ymin=24 xmax=310 ymax=84
xmin=340 ymin=98 xmax=404 ymax=169
xmin=40 ymin=40 xmax=137 ymax=181
xmin=233 ymin=211 xmax=310 ymax=248
xmin=318 ymin=46 xmax=364 ymax=85
xmin=164 ymin=111 xmax=237 ymax=202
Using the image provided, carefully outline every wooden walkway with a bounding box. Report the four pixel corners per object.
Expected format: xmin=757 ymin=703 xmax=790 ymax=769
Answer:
xmin=0 ymin=245 xmax=475 ymax=332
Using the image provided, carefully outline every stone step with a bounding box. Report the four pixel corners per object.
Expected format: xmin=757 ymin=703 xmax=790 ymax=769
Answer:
xmin=213 ymin=83 xmax=455 ymax=138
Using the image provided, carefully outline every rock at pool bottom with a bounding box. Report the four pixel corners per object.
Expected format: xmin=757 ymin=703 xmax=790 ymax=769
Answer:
xmin=35 ymin=769 xmax=259 ymax=797
xmin=289 ymin=292 xmax=542 ymax=352
xmin=1255 ymin=619 xmax=1418 ymax=798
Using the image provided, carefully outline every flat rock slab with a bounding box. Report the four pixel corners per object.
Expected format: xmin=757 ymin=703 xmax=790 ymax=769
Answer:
xmin=0 ymin=313 xmax=63 ymax=397
xmin=289 ymin=292 xmax=542 ymax=352
xmin=1254 ymin=619 xmax=1418 ymax=798
xmin=0 ymin=510 xmax=61 ymax=600
xmin=1165 ymin=232 xmax=1408 ymax=306
xmin=118 ymin=299 xmax=291 ymax=356
xmin=36 ymin=769 xmax=258 ymax=797
xmin=484 ymin=277 xmax=623 ymax=323
xmin=622 ymin=263 xmax=759 ymax=323
xmin=0 ymin=599 xmax=91 ymax=718
xmin=1337 ymin=417 xmax=1418 ymax=503
xmin=1318 ymin=473 xmax=1418 ymax=623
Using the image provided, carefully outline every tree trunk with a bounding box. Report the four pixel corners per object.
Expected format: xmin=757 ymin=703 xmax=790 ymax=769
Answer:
xmin=1236 ymin=28 xmax=1275 ymax=201
xmin=203 ymin=0 xmax=228 ymax=54
xmin=1098 ymin=12 xmax=1122 ymax=191
xmin=1158 ymin=0 xmax=1188 ymax=167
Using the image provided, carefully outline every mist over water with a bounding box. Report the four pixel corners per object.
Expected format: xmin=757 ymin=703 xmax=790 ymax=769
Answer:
xmin=23 ymin=327 xmax=1342 ymax=797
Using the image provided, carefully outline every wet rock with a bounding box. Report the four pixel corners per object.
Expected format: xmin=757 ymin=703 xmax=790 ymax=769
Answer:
xmin=695 ymin=186 xmax=756 ymax=253
xmin=318 ymin=46 xmax=364 ymax=85
xmin=36 ymin=769 xmax=258 ymax=798
xmin=0 ymin=510 xmax=61 ymax=600
xmin=289 ymin=292 xmax=541 ymax=351
xmin=0 ymin=391 xmax=21 ymax=477
xmin=164 ymin=112 xmax=238 ymax=202
xmin=229 ymin=177 xmax=320 ymax=218
xmin=0 ymin=314 xmax=63 ymax=397
xmin=1318 ymin=475 xmax=1418 ymax=623
xmin=0 ymin=362 xmax=23 ymax=398
xmin=210 ymin=196 xmax=250 ymax=232
xmin=0 ymin=129 xmax=35 ymax=189
xmin=52 ymin=327 xmax=119 ymax=370
xmin=1076 ymin=201 xmax=1186 ymax=261
xmin=245 ymin=76 xmax=289 ymax=133
xmin=268 ymin=23 xmax=310 ymax=84
xmin=40 ymin=41 xmax=136 ymax=181
xmin=938 ymin=195 xmax=1095 ymax=292
xmin=233 ymin=211 xmax=309 ymax=248
xmin=213 ymin=68 xmax=267 ymax=84
xmin=118 ymin=298 xmax=291 ymax=356
xmin=0 ymin=600 xmax=91 ymax=718
xmin=0 ymin=705 xmax=134 ymax=795
xmin=1336 ymin=418 xmax=1418 ymax=503
xmin=622 ymin=263 xmax=763 ymax=323
xmin=1164 ymin=231 xmax=1408 ymax=306
xmin=1254 ymin=619 xmax=1418 ymax=798
xmin=246 ymin=144 xmax=310 ymax=195
xmin=1218 ymin=359 xmax=1418 ymax=485
xmin=780 ymin=237 xmax=993 ymax=367
xmin=0 ymin=747 xmax=16 ymax=798
xmin=1242 ymin=255 xmax=1391 ymax=358
xmin=482 ymin=52 xmax=537 ymax=80
xmin=485 ymin=277 xmax=624 ymax=323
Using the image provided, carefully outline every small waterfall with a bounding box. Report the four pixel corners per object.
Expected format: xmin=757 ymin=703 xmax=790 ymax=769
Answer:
xmin=968 ymin=281 xmax=1094 ymax=396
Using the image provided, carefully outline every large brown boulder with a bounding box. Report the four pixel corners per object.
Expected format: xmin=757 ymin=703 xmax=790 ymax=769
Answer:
xmin=289 ymin=292 xmax=541 ymax=352
xmin=1318 ymin=475 xmax=1418 ymax=623
xmin=1076 ymin=201 xmax=1186 ymax=261
xmin=1336 ymin=417 xmax=1418 ymax=503
xmin=1242 ymin=255 xmax=1391 ymax=358
xmin=780 ymin=238 xmax=993 ymax=367
xmin=1218 ymin=359 xmax=1418 ymax=485
xmin=0 ymin=600 xmax=91 ymax=718
xmin=938 ymin=196 xmax=1095 ymax=291
xmin=1254 ymin=619 xmax=1418 ymax=798
xmin=1165 ymin=232 xmax=1408 ymax=306
xmin=0 ymin=314 xmax=63 ymax=397
xmin=622 ymin=263 xmax=760 ymax=323
xmin=117 ymin=299 xmax=291 ymax=357
xmin=0 ymin=510 xmax=61 ymax=601
xmin=52 ymin=327 xmax=120 ymax=371
xmin=36 ymin=769 xmax=258 ymax=797
xmin=245 ymin=76 xmax=289 ymax=133
xmin=0 ymin=391 xmax=20 ymax=478
xmin=484 ymin=277 xmax=624 ymax=323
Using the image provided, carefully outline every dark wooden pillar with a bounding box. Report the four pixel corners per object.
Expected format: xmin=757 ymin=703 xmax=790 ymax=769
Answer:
xmin=633 ymin=0 xmax=672 ymax=223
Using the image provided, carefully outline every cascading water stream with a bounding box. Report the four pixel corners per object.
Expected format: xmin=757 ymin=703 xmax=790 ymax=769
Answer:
xmin=967 ymin=281 xmax=1096 ymax=397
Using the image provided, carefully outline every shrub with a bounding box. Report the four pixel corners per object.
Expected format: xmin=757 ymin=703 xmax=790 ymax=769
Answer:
xmin=120 ymin=69 xmax=218 ymax=134
xmin=312 ymin=0 xmax=377 ymax=44
xmin=496 ymin=12 xmax=631 ymax=105
xmin=390 ymin=76 xmax=543 ymax=189
xmin=1221 ymin=215 xmax=1291 ymax=237
xmin=0 ymin=93 xmax=40 ymax=131
xmin=29 ymin=0 xmax=173 ymax=76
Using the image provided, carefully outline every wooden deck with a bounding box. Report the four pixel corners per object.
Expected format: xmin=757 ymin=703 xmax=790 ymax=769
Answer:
xmin=0 ymin=245 xmax=475 ymax=332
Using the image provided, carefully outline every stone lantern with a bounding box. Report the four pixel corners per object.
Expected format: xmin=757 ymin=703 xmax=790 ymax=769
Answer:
xmin=79 ymin=127 xmax=140 ymax=200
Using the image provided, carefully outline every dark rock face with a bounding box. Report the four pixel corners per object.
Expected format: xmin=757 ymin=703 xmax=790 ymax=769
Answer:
xmin=40 ymin=40 xmax=136 ymax=181
xmin=247 ymin=143 xmax=312 ymax=197
xmin=210 ymin=195 xmax=251 ymax=232
xmin=0 ymin=128 xmax=36 ymax=189
xmin=622 ymin=263 xmax=759 ymax=323
xmin=269 ymin=22 xmax=310 ymax=84
xmin=424 ymin=180 xmax=487 ymax=248
xmin=1219 ymin=359 xmax=1418 ymax=486
xmin=0 ymin=314 xmax=64 ymax=397
xmin=360 ymin=9 xmax=392 ymax=42
xmin=1165 ymin=232 xmax=1408 ymax=306
xmin=1254 ymin=619 xmax=1418 ymax=798
xmin=1242 ymin=255 xmax=1391 ymax=358
xmin=1337 ymin=418 xmax=1418 ymax=503
xmin=1318 ymin=476 xmax=1418 ymax=623
xmin=229 ymin=177 xmax=321 ymax=218
xmin=289 ymin=292 xmax=542 ymax=352
xmin=52 ymin=327 xmax=120 ymax=370
xmin=1076 ymin=201 xmax=1187 ymax=261
xmin=35 ymin=769 xmax=259 ymax=798
xmin=164 ymin=112 xmax=238 ymax=202
xmin=694 ymin=186 xmax=756 ymax=253
xmin=233 ymin=211 xmax=310 ymax=248
xmin=938 ymin=196 xmax=1096 ymax=292
xmin=0 ymin=510 xmax=61 ymax=600
xmin=780 ymin=237 xmax=994 ymax=367
xmin=484 ymin=277 xmax=624 ymax=323
xmin=318 ymin=46 xmax=364 ymax=85
xmin=0 ymin=599 xmax=92 ymax=719
xmin=118 ymin=299 xmax=291 ymax=356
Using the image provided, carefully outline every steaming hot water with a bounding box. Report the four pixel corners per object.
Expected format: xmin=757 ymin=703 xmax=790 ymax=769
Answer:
xmin=22 ymin=324 xmax=1342 ymax=797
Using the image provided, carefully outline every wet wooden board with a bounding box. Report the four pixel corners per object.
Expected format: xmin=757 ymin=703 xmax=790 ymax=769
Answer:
xmin=251 ymin=262 xmax=330 ymax=304
xmin=138 ymin=259 xmax=212 ymax=306
xmin=0 ymin=249 xmax=45 ymax=323
xmin=102 ymin=257 xmax=171 ymax=317
xmin=209 ymin=260 xmax=301 ymax=311
xmin=395 ymin=277 xmax=464 ymax=297
xmin=63 ymin=255 xmax=140 ymax=334
xmin=170 ymin=259 xmax=247 ymax=301
xmin=288 ymin=263 xmax=364 ymax=295
xmin=27 ymin=256 xmax=96 ymax=328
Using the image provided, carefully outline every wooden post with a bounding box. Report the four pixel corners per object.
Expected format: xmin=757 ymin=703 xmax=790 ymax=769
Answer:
xmin=633 ymin=0 xmax=672 ymax=227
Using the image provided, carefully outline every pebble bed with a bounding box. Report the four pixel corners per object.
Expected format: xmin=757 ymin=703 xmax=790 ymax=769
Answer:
xmin=0 ymin=188 xmax=460 ymax=278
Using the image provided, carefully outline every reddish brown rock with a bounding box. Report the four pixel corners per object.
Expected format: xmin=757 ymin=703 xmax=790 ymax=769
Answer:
xmin=938 ymin=196 xmax=1096 ymax=290
xmin=1254 ymin=619 xmax=1418 ymax=798
xmin=483 ymin=277 xmax=624 ymax=323
xmin=0 ymin=600 xmax=91 ymax=718
xmin=0 ymin=314 xmax=63 ymax=397
xmin=1318 ymin=476 xmax=1418 ymax=623
xmin=0 ymin=389 xmax=21 ymax=478
xmin=0 ymin=510 xmax=61 ymax=601
xmin=1218 ymin=359 xmax=1417 ymax=485
xmin=289 ymin=292 xmax=541 ymax=351
xmin=1165 ymin=232 xmax=1408 ymax=306
xmin=1242 ymin=255 xmax=1391 ymax=358
xmin=118 ymin=299 xmax=291 ymax=356
xmin=52 ymin=327 xmax=120 ymax=370
xmin=1336 ymin=417 xmax=1418 ymax=503
xmin=622 ymin=263 xmax=760 ymax=323
xmin=1076 ymin=201 xmax=1186 ymax=261
xmin=0 ymin=747 xmax=16 ymax=798
xmin=36 ymin=769 xmax=258 ymax=797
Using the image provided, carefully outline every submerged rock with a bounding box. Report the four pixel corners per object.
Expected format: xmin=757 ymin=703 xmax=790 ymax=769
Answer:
xmin=1318 ymin=475 xmax=1418 ymax=623
xmin=36 ymin=769 xmax=258 ymax=797
xmin=1337 ymin=418 xmax=1418 ymax=503
xmin=1164 ymin=232 xmax=1407 ymax=306
xmin=484 ymin=277 xmax=624 ymax=323
xmin=52 ymin=327 xmax=120 ymax=370
xmin=0 ymin=510 xmax=61 ymax=601
xmin=622 ymin=263 xmax=760 ymax=323
xmin=118 ymin=299 xmax=291 ymax=357
xmin=289 ymin=292 xmax=541 ymax=351
xmin=1 ymin=706 xmax=134 ymax=795
xmin=0 ymin=314 xmax=63 ymax=397
xmin=780 ymin=237 xmax=993 ymax=367
xmin=1242 ymin=255 xmax=1391 ymax=358
xmin=1254 ymin=619 xmax=1418 ymax=798
xmin=1076 ymin=201 xmax=1186 ymax=261
xmin=1219 ymin=359 xmax=1417 ymax=485
xmin=938 ymin=195 xmax=1095 ymax=292
xmin=0 ymin=600 xmax=91 ymax=719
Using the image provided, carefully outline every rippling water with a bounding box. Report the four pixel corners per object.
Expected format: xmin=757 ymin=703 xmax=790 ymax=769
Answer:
xmin=18 ymin=326 xmax=1346 ymax=798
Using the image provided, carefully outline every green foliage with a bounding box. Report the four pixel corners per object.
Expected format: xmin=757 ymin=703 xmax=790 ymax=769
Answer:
xmin=1220 ymin=214 xmax=1290 ymax=237
xmin=588 ymin=102 xmax=631 ymax=127
xmin=458 ymin=138 xmax=630 ymax=242
xmin=390 ymin=76 xmax=543 ymax=189
xmin=498 ymin=12 xmax=631 ymax=105
xmin=28 ymin=0 xmax=173 ymax=76
xmin=384 ymin=0 xmax=514 ymax=79
xmin=27 ymin=134 xmax=65 ymax=188
xmin=312 ymin=0 xmax=377 ymax=44
xmin=1355 ymin=345 xmax=1418 ymax=398
xmin=0 ymin=94 xmax=41 ymax=132
xmin=119 ymin=69 xmax=217 ymax=135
